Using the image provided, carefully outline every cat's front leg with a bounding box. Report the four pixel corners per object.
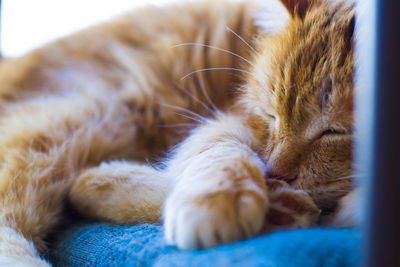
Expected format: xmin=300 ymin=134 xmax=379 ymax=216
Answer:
xmin=69 ymin=161 xmax=171 ymax=224
xmin=163 ymin=114 xmax=268 ymax=249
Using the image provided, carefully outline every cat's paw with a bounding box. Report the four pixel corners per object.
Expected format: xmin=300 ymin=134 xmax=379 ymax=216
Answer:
xmin=264 ymin=179 xmax=320 ymax=230
xmin=0 ymin=227 xmax=51 ymax=267
xmin=0 ymin=256 xmax=50 ymax=267
xmin=164 ymin=185 xmax=268 ymax=249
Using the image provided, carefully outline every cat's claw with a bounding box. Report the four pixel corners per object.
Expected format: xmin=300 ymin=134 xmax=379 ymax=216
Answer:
xmin=164 ymin=187 xmax=267 ymax=249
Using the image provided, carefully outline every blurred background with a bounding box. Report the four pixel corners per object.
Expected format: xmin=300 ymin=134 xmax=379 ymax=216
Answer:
xmin=1 ymin=0 xmax=177 ymax=57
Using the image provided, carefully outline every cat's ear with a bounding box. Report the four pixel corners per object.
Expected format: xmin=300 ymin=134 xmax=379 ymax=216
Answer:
xmin=279 ymin=0 xmax=311 ymax=19
xmin=253 ymin=0 xmax=312 ymax=35
xmin=253 ymin=0 xmax=291 ymax=35
xmin=345 ymin=15 xmax=355 ymax=43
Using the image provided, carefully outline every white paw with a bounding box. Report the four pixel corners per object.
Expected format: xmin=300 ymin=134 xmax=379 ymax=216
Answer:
xmin=164 ymin=186 xmax=268 ymax=249
xmin=0 ymin=256 xmax=51 ymax=267
xmin=0 ymin=226 xmax=51 ymax=267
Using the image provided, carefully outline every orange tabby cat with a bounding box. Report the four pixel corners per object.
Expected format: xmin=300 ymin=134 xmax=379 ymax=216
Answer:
xmin=0 ymin=0 xmax=356 ymax=265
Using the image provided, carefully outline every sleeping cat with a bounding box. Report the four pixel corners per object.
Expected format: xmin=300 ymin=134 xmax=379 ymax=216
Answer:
xmin=0 ymin=0 xmax=356 ymax=265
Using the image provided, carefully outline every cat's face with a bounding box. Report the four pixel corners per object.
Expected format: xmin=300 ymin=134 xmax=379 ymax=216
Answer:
xmin=245 ymin=0 xmax=355 ymax=209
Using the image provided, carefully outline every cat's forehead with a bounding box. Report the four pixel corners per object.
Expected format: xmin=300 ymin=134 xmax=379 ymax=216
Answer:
xmin=249 ymin=0 xmax=355 ymax=131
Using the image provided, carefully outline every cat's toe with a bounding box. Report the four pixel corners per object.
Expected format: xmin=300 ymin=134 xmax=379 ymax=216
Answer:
xmin=164 ymin=189 xmax=268 ymax=249
xmin=264 ymin=181 xmax=320 ymax=230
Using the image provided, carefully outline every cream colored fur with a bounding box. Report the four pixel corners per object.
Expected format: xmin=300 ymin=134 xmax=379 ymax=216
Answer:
xmin=164 ymin=114 xmax=269 ymax=248
xmin=0 ymin=227 xmax=50 ymax=266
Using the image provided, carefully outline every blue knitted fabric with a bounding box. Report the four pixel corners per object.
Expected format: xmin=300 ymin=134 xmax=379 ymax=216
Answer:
xmin=47 ymin=222 xmax=361 ymax=267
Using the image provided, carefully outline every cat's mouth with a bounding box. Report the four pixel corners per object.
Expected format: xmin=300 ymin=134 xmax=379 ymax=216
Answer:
xmin=264 ymin=163 xmax=299 ymax=185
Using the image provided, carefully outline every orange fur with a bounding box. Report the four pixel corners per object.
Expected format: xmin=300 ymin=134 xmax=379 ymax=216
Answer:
xmin=0 ymin=0 xmax=356 ymax=264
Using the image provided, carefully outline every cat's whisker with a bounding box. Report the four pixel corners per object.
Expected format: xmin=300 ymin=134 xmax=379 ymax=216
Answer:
xmin=197 ymin=73 xmax=221 ymax=115
xmin=145 ymin=158 xmax=151 ymax=165
xmin=157 ymin=123 xmax=197 ymax=128
xmin=181 ymin=68 xmax=252 ymax=81
xmin=328 ymin=189 xmax=355 ymax=193
xmin=327 ymin=175 xmax=356 ymax=182
xmin=145 ymin=158 xmax=158 ymax=169
xmin=284 ymin=84 xmax=296 ymax=90
xmin=173 ymin=82 xmax=216 ymax=115
xmin=158 ymin=102 xmax=207 ymax=122
xmin=174 ymin=112 xmax=204 ymax=124
xmin=334 ymin=175 xmax=356 ymax=180
xmin=225 ymin=26 xmax=259 ymax=56
xmin=173 ymin=43 xmax=255 ymax=67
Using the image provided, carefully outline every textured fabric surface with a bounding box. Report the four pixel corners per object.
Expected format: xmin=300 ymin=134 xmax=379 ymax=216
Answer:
xmin=46 ymin=222 xmax=361 ymax=267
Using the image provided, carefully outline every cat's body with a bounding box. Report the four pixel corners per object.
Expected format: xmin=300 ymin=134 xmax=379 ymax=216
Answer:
xmin=0 ymin=0 xmax=356 ymax=265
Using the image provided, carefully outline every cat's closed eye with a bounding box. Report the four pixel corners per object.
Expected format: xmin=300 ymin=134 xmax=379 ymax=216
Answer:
xmin=321 ymin=128 xmax=346 ymax=137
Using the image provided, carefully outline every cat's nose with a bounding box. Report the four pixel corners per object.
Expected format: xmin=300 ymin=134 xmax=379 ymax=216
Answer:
xmin=265 ymin=165 xmax=297 ymax=182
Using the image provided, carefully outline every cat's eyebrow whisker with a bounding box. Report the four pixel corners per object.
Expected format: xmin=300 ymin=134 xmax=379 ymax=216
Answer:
xmin=225 ymin=26 xmax=259 ymax=56
xmin=173 ymin=43 xmax=255 ymax=67
xmin=181 ymin=68 xmax=252 ymax=81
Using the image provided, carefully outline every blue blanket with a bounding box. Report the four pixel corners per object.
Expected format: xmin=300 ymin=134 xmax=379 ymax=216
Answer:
xmin=47 ymin=222 xmax=360 ymax=267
